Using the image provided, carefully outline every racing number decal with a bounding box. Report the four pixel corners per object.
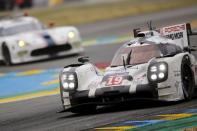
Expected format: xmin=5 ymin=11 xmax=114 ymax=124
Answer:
xmin=106 ymin=76 xmax=123 ymax=86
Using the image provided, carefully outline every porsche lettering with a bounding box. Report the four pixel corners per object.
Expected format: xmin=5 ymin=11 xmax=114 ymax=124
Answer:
xmin=164 ymin=24 xmax=185 ymax=33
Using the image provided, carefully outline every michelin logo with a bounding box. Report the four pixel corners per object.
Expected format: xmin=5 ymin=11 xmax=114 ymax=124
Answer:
xmin=165 ymin=32 xmax=183 ymax=40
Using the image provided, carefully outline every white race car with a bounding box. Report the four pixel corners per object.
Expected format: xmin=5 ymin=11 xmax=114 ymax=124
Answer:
xmin=59 ymin=23 xmax=197 ymax=113
xmin=0 ymin=16 xmax=83 ymax=65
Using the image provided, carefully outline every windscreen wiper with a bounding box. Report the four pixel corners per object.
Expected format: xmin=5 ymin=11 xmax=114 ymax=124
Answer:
xmin=126 ymin=50 xmax=132 ymax=66
xmin=122 ymin=56 xmax=126 ymax=70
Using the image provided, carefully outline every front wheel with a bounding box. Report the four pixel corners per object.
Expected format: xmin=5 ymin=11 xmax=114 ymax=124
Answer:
xmin=2 ymin=44 xmax=12 ymax=66
xmin=181 ymin=56 xmax=194 ymax=100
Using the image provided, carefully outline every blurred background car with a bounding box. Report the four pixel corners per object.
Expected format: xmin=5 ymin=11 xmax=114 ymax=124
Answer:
xmin=0 ymin=0 xmax=33 ymax=11
xmin=0 ymin=16 xmax=83 ymax=65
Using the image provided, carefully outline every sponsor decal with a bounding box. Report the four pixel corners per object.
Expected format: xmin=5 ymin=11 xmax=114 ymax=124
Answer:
xmin=162 ymin=24 xmax=185 ymax=40
xmin=175 ymin=81 xmax=180 ymax=92
xmin=174 ymin=71 xmax=181 ymax=77
xmin=105 ymin=72 xmax=129 ymax=76
xmin=160 ymin=23 xmax=188 ymax=48
xmin=135 ymin=74 xmax=146 ymax=83
xmin=90 ymin=66 xmax=95 ymax=72
xmin=165 ymin=32 xmax=183 ymax=40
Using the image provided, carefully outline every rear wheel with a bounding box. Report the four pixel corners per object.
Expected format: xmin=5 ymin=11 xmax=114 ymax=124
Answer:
xmin=181 ymin=56 xmax=194 ymax=100
xmin=2 ymin=44 xmax=12 ymax=66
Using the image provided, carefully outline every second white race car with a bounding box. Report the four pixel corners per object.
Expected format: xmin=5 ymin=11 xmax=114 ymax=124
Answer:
xmin=59 ymin=23 xmax=197 ymax=113
xmin=0 ymin=16 xmax=83 ymax=65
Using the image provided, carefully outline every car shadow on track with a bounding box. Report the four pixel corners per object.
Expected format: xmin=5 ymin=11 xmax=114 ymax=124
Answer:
xmin=58 ymin=99 xmax=184 ymax=119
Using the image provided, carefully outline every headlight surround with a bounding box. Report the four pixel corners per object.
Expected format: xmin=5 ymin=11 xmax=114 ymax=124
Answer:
xmin=18 ymin=40 xmax=27 ymax=48
xmin=68 ymin=31 xmax=75 ymax=39
xmin=148 ymin=62 xmax=168 ymax=83
xmin=60 ymin=72 xmax=78 ymax=91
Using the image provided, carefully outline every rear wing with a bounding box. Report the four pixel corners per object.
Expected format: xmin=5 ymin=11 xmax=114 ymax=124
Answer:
xmin=134 ymin=23 xmax=197 ymax=49
xmin=160 ymin=23 xmax=193 ymax=49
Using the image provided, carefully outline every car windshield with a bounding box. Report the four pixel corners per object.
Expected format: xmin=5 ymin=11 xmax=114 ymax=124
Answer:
xmin=111 ymin=44 xmax=161 ymax=67
xmin=1 ymin=22 xmax=43 ymax=36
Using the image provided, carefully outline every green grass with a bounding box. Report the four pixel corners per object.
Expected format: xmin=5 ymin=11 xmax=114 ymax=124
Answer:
xmin=130 ymin=115 xmax=197 ymax=131
xmin=1 ymin=0 xmax=197 ymax=26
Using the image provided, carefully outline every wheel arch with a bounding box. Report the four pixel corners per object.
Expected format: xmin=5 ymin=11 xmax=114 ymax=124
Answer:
xmin=1 ymin=42 xmax=12 ymax=65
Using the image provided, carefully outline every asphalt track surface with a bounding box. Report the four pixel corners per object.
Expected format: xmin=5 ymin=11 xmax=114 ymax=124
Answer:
xmin=0 ymin=6 xmax=197 ymax=131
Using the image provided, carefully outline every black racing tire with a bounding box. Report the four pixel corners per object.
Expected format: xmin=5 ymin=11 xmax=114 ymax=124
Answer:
xmin=181 ymin=56 xmax=194 ymax=100
xmin=2 ymin=44 xmax=12 ymax=66
xmin=71 ymin=105 xmax=97 ymax=114
xmin=61 ymin=96 xmax=66 ymax=111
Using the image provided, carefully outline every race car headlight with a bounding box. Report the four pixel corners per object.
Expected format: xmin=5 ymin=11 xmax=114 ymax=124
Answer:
xmin=158 ymin=72 xmax=165 ymax=79
xmin=63 ymin=82 xmax=69 ymax=89
xmin=159 ymin=64 xmax=166 ymax=71
xmin=60 ymin=72 xmax=78 ymax=91
xmin=150 ymin=74 xmax=157 ymax=81
xmin=68 ymin=31 xmax=75 ymax=39
xmin=18 ymin=40 xmax=27 ymax=48
xmin=148 ymin=62 xmax=168 ymax=83
xmin=68 ymin=82 xmax=75 ymax=89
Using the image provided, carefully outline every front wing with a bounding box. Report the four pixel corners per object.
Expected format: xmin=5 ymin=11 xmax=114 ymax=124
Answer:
xmin=61 ymin=83 xmax=159 ymax=110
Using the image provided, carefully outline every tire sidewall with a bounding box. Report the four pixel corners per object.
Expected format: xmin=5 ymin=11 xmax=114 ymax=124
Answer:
xmin=2 ymin=44 xmax=12 ymax=66
xmin=181 ymin=55 xmax=194 ymax=100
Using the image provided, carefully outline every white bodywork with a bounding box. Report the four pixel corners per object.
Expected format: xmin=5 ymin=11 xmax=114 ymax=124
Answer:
xmin=0 ymin=16 xmax=83 ymax=64
xmin=60 ymin=23 xmax=197 ymax=110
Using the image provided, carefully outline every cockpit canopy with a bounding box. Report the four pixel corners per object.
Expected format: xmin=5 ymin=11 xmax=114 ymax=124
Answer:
xmin=0 ymin=17 xmax=44 ymax=36
xmin=111 ymin=42 xmax=182 ymax=67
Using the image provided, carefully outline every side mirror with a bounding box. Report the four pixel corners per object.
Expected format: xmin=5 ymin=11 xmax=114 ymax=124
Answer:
xmin=183 ymin=47 xmax=190 ymax=52
xmin=183 ymin=47 xmax=196 ymax=52
xmin=191 ymin=48 xmax=196 ymax=51
xmin=191 ymin=46 xmax=197 ymax=51
xmin=133 ymin=28 xmax=140 ymax=38
xmin=78 ymin=56 xmax=89 ymax=63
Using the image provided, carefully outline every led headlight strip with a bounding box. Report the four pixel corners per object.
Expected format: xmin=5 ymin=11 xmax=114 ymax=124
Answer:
xmin=148 ymin=62 xmax=168 ymax=83
xmin=60 ymin=72 xmax=78 ymax=91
